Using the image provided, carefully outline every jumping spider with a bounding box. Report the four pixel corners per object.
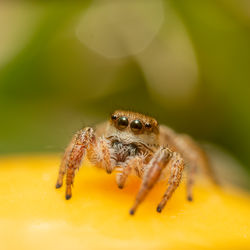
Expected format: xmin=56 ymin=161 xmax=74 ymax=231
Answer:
xmin=56 ymin=110 xmax=216 ymax=214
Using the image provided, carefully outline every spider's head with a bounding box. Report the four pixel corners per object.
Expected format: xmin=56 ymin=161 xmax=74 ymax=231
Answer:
xmin=107 ymin=110 xmax=159 ymax=145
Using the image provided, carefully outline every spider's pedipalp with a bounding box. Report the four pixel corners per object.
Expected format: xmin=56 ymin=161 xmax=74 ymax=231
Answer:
xmin=116 ymin=156 xmax=144 ymax=189
xmin=87 ymin=137 xmax=114 ymax=174
xmin=129 ymin=147 xmax=172 ymax=215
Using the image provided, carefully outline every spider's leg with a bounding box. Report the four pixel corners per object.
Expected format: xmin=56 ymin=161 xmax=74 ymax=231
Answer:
xmin=129 ymin=147 xmax=172 ymax=215
xmin=160 ymin=126 xmax=218 ymax=202
xmin=186 ymin=162 xmax=196 ymax=201
xmin=56 ymin=134 xmax=78 ymax=189
xmin=87 ymin=137 xmax=113 ymax=174
xmin=197 ymin=149 xmax=218 ymax=185
xmin=177 ymin=134 xmax=218 ymax=185
xmin=116 ymin=157 xmax=144 ymax=189
xmin=63 ymin=127 xmax=95 ymax=200
xmin=156 ymin=152 xmax=184 ymax=213
xmin=178 ymin=136 xmax=218 ymax=201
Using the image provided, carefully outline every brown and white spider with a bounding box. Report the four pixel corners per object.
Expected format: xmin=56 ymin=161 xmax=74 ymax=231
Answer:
xmin=55 ymin=110 xmax=216 ymax=214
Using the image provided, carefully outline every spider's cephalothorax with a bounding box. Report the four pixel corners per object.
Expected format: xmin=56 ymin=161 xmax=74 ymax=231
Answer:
xmin=56 ymin=110 xmax=216 ymax=215
xmin=106 ymin=110 xmax=159 ymax=166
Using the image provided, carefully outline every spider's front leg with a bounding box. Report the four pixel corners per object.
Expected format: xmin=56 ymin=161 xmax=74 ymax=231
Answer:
xmin=55 ymin=127 xmax=95 ymax=199
xmin=156 ymin=152 xmax=184 ymax=212
xmin=55 ymin=133 xmax=78 ymax=189
xmin=129 ymin=147 xmax=172 ymax=215
xmin=129 ymin=147 xmax=184 ymax=215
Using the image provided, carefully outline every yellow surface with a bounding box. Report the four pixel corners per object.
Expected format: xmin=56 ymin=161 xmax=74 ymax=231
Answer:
xmin=0 ymin=155 xmax=250 ymax=250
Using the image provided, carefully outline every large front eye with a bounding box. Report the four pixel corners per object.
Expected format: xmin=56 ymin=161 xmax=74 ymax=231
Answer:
xmin=130 ymin=119 xmax=143 ymax=132
xmin=117 ymin=116 xmax=128 ymax=129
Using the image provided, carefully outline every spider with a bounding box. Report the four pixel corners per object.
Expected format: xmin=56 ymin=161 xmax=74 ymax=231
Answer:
xmin=55 ymin=110 xmax=216 ymax=215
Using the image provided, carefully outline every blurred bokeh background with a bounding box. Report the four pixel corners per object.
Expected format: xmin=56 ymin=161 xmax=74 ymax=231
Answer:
xmin=0 ymin=1 xmax=249 ymax=185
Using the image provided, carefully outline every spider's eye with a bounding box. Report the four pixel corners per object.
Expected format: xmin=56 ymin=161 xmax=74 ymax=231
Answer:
xmin=130 ymin=119 xmax=143 ymax=132
xmin=117 ymin=116 xmax=128 ymax=129
xmin=145 ymin=123 xmax=152 ymax=129
xmin=111 ymin=114 xmax=117 ymax=120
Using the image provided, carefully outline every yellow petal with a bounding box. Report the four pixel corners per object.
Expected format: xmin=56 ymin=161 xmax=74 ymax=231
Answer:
xmin=0 ymin=155 xmax=250 ymax=249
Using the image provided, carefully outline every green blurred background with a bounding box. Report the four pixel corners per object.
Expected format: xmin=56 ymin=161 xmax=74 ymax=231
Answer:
xmin=0 ymin=1 xmax=249 ymax=178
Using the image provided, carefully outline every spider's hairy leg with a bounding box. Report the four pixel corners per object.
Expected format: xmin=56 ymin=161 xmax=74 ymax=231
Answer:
xmin=87 ymin=137 xmax=113 ymax=174
xmin=198 ymin=149 xmax=218 ymax=185
xmin=116 ymin=157 xmax=144 ymax=189
xmin=62 ymin=127 xmax=95 ymax=200
xmin=156 ymin=152 xmax=184 ymax=213
xmin=129 ymin=147 xmax=172 ymax=215
xmin=186 ymin=163 xmax=196 ymax=201
xmin=178 ymin=135 xmax=218 ymax=201
xmin=159 ymin=126 xmax=218 ymax=202
xmin=179 ymin=135 xmax=218 ymax=183
xmin=56 ymin=133 xmax=78 ymax=189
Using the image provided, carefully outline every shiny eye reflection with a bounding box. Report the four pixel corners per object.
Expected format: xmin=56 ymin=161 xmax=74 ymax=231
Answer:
xmin=117 ymin=116 xmax=128 ymax=129
xmin=130 ymin=119 xmax=143 ymax=132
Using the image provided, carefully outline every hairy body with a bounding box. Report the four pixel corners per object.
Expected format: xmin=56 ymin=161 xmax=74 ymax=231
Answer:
xmin=56 ymin=110 xmax=216 ymax=214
